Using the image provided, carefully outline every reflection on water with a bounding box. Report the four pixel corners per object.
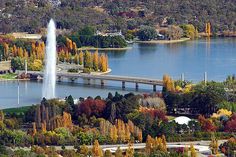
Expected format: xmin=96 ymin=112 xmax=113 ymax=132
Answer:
xmin=106 ymin=50 xmax=126 ymax=58
xmin=0 ymin=80 xmax=158 ymax=109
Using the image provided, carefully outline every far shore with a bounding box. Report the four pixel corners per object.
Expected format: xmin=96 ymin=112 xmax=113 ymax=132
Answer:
xmin=136 ymin=38 xmax=190 ymax=44
xmin=78 ymin=47 xmax=132 ymax=51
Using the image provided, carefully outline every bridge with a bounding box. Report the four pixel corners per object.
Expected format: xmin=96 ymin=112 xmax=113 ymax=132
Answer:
xmin=25 ymin=71 xmax=164 ymax=91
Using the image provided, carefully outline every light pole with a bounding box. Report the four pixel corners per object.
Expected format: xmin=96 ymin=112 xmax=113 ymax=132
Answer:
xmin=17 ymin=79 xmax=20 ymax=106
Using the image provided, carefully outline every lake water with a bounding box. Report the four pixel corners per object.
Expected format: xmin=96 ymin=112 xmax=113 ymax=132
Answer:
xmin=0 ymin=38 xmax=235 ymax=108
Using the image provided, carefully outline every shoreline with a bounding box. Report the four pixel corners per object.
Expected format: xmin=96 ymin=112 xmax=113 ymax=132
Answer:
xmin=0 ymin=68 xmax=112 ymax=82
xmin=78 ymin=47 xmax=132 ymax=51
xmin=136 ymin=38 xmax=190 ymax=44
xmin=90 ymin=68 xmax=112 ymax=75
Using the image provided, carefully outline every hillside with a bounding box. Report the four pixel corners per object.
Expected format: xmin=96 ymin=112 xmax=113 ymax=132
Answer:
xmin=0 ymin=0 xmax=235 ymax=34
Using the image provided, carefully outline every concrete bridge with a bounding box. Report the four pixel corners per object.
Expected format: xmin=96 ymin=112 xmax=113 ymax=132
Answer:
xmin=25 ymin=71 xmax=164 ymax=91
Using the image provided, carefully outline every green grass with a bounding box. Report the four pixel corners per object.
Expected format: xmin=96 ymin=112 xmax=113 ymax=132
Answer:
xmin=167 ymin=115 xmax=176 ymax=121
xmin=0 ymin=73 xmax=17 ymax=80
xmin=3 ymin=106 xmax=32 ymax=115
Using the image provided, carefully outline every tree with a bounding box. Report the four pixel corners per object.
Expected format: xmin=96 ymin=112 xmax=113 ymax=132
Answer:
xmin=192 ymin=82 xmax=226 ymax=116
xmin=110 ymin=125 xmax=118 ymax=143
xmin=79 ymin=50 xmax=83 ymax=65
xmin=74 ymin=53 xmax=79 ymax=65
xmin=3 ymin=43 xmax=9 ymax=60
xmin=205 ymin=22 xmax=211 ymax=37
xmin=93 ymin=50 xmax=99 ymax=71
xmin=198 ymin=115 xmax=217 ymax=132
xmin=99 ymin=54 xmax=107 ymax=72
xmin=84 ymin=50 xmax=92 ymax=69
xmin=224 ymin=113 xmax=236 ymax=132
xmin=137 ymin=26 xmax=157 ymax=41
xmin=80 ymin=144 xmax=89 ymax=156
xmin=145 ymin=135 xmax=153 ymax=155
xmin=180 ymin=24 xmax=198 ymax=39
xmin=166 ymin=25 xmax=183 ymax=40
xmin=91 ymin=140 xmax=103 ymax=157
xmin=209 ymin=133 xmax=218 ymax=155
xmin=163 ymin=75 xmax=175 ymax=92
xmin=104 ymin=150 xmax=112 ymax=157
xmin=190 ymin=144 xmax=196 ymax=157
xmin=126 ymin=142 xmax=134 ymax=157
xmin=115 ymin=146 xmax=123 ymax=157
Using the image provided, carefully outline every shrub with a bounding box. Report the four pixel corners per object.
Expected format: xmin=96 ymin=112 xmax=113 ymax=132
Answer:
xmin=67 ymin=68 xmax=78 ymax=73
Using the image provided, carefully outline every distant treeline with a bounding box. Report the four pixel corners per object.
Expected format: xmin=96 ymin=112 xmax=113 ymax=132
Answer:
xmin=0 ymin=0 xmax=235 ymax=33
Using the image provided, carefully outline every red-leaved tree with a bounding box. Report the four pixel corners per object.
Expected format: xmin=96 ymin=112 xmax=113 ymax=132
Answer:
xmin=78 ymin=98 xmax=106 ymax=117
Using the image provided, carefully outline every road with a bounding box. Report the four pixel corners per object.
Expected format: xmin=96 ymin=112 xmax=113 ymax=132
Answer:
xmin=9 ymin=140 xmax=227 ymax=156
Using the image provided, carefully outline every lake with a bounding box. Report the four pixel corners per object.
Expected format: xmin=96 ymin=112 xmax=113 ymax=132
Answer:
xmin=0 ymin=38 xmax=235 ymax=108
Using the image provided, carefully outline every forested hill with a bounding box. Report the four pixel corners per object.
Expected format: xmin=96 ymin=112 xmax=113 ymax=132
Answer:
xmin=0 ymin=0 xmax=235 ymax=33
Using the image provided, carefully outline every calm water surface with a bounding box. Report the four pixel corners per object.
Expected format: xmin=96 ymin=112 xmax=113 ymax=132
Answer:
xmin=0 ymin=38 xmax=235 ymax=108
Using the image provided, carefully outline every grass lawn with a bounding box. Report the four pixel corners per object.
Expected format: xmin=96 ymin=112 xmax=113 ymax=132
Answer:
xmin=0 ymin=73 xmax=17 ymax=80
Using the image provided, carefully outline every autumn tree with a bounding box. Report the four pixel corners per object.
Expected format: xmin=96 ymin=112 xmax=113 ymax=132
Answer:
xmin=3 ymin=43 xmax=9 ymax=60
xmin=145 ymin=135 xmax=153 ymax=155
xmin=12 ymin=45 xmax=17 ymax=57
xmin=125 ymin=142 xmax=134 ymax=157
xmin=80 ymin=144 xmax=89 ymax=156
xmin=209 ymin=133 xmax=218 ymax=155
xmin=116 ymin=119 xmax=126 ymax=142
xmin=104 ymin=150 xmax=112 ymax=157
xmin=66 ymin=38 xmax=73 ymax=52
xmin=163 ymin=75 xmax=175 ymax=92
xmin=100 ymin=54 xmax=107 ymax=72
xmin=125 ymin=124 xmax=131 ymax=142
xmin=205 ymin=22 xmax=211 ymax=37
xmin=166 ymin=25 xmax=183 ymax=40
xmin=92 ymin=140 xmax=103 ymax=157
xmin=74 ymin=53 xmax=79 ymax=65
xmin=190 ymin=144 xmax=197 ymax=157
xmin=110 ymin=125 xmax=118 ymax=143
xmin=93 ymin=50 xmax=99 ymax=71
xmin=115 ymin=147 xmax=123 ymax=157
xmin=23 ymin=49 xmax=28 ymax=59
xmin=72 ymin=42 xmax=77 ymax=55
xmin=79 ymin=50 xmax=83 ymax=65
xmin=198 ymin=115 xmax=217 ymax=132
xmin=84 ymin=50 xmax=92 ymax=69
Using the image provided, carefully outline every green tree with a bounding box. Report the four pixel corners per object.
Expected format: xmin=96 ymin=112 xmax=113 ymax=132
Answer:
xmin=180 ymin=24 xmax=198 ymax=39
xmin=137 ymin=26 xmax=157 ymax=41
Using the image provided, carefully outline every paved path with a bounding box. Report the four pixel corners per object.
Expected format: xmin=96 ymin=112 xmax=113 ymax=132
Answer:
xmin=9 ymin=140 xmax=227 ymax=155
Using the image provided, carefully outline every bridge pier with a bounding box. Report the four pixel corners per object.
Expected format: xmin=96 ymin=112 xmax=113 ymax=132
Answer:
xmin=101 ymin=80 xmax=104 ymax=87
xmin=135 ymin=83 xmax=139 ymax=90
xmin=58 ymin=76 xmax=62 ymax=82
xmin=122 ymin=81 xmax=125 ymax=89
xmin=70 ymin=78 xmax=76 ymax=82
xmin=153 ymin=85 xmax=156 ymax=92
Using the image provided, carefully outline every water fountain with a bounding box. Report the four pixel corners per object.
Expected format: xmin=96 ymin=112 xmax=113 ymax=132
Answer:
xmin=42 ymin=19 xmax=56 ymax=99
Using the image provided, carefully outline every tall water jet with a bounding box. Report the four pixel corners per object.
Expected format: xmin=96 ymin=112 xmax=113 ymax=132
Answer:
xmin=42 ymin=19 xmax=56 ymax=99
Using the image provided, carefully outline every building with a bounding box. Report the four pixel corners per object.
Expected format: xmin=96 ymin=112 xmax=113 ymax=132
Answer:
xmin=96 ymin=30 xmax=124 ymax=38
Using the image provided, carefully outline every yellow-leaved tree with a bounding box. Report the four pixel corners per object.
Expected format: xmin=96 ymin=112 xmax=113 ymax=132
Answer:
xmin=92 ymin=140 xmax=103 ymax=157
